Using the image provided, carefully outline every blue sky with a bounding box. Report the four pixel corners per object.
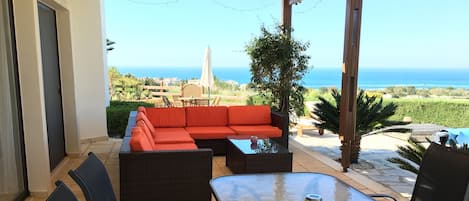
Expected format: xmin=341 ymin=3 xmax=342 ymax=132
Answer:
xmin=105 ymin=0 xmax=469 ymax=68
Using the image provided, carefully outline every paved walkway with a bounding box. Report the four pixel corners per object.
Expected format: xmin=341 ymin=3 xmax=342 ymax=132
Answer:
xmin=27 ymin=138 xmax=408 ymax=201
xmin=291 ymin=129 xmax=418 ymax=199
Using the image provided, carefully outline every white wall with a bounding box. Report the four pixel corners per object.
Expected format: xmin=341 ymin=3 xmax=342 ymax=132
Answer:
xmin=69 ymin=0 xmax=109 ymax=141
xmin=12 ymin=0 xmax=108 ymax=194
xmin=13 ymin=0 xmax=51 ymax=194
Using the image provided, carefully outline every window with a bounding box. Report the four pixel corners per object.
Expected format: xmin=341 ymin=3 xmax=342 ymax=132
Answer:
xmin=0 ymin=0 xmax=28 ymax=200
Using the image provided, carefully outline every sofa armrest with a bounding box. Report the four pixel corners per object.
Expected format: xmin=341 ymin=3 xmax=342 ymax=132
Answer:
xmin=120 ymin=137 xmax=213 ymax=201
xmin=271 ymin=111 xmax=289 ymax=148
xmin=124 ymin=111 xmax=137 ymax=137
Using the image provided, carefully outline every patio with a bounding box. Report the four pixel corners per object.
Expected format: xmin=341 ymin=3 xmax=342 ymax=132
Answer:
xmin=26 ymin=136 xmax=407 ymax=201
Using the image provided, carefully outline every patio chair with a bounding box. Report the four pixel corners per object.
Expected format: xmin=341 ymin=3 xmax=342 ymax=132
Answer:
xmin=68 ymin=152 xmax=117 ymax=201
xmin=172 ymin=94 xmax=181 ymax=106
xmin=162 ymin=96 xmax=173 ymax=107
xmin=211 ymin=96 xmax=221 ymax=106
xmin=46 ymin=180 xmax=78 ymax=201
xmin=370 ymin=142 xmax=469 ymax=201
xmin=181 ymin=83 xmax=202 ymax=97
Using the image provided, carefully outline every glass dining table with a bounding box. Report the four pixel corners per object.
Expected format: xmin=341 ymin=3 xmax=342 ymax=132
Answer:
xmin=210 ymin=172 xmax=374 ymax=201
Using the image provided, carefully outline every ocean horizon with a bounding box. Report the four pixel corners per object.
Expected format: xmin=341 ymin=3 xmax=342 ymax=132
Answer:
xmin=115 ymin=66 xmax=469 ymax=89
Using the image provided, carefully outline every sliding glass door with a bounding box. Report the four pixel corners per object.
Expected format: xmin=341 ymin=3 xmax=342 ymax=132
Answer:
xmin=0 ymin=0 xmax=28 ymax=200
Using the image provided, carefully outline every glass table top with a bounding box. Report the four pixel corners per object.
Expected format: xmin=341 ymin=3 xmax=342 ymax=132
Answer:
xmin=227 ymin=136 xmax=290 ymax=154
xmin=210 ymin=172 xmax=374 ymax=201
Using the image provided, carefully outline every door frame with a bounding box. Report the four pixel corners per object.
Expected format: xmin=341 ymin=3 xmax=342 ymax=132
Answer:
xmin=6 ymin=0 xmax=29 ymax=199
xmin=38 ymin=1 xmax=67 ymax=171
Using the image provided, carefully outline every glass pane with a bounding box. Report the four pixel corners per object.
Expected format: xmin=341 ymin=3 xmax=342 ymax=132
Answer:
xmin=0 ymin=0 xmax=27 ymax=200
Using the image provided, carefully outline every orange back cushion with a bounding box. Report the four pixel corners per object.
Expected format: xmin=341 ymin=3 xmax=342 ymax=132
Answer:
xmin=130 ymin=127 xmax=153 ymax=151
xmin=228 ymin=105 xmax=271 ymax=125
xmin=185 ymin=106 xmax=228 ymax=126
xmin=136 ymin=120 xmax=156 ymax=146
xmin=146 ymin=107 xmax=186 ymax=127
xmin=137 ymin=106 xmax=147 ymax=115
xmin=136 ymin=112 xmax=155 ymax=134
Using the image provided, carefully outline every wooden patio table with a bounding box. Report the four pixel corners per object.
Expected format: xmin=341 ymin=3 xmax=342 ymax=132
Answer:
xmin=178 ymin=97 xmax=209 ymax=106
xmin=210 ymin=172 xmax=374 ymax=201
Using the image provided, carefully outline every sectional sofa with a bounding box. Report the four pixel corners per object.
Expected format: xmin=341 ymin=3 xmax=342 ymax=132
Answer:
xmin=119 ymin=105 xmax=289 ymax=201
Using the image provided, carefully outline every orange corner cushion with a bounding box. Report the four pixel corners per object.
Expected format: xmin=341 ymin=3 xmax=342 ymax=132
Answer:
xmin=130 ymin=127 xmax=154 ymax=151
xmin=137 ymin=106 xmax=147 ymax=115
xmin=185 ymin=106 xmax=228 ymax=127
xmin=153 ymin=128 xmax=194 ymax=144
xmin=145 ymin=107 xmax=186 ymax=128
xmin=136 ymin=120 xmax=156 ymax=146
xmin=136 ymin=112 xmax=156 ymax=134
xmin=185 ymin=126 xmax=236 ymax=139
xmin=229 ymin=125 xmax=282 ymax=137
xmin=228 ymin=105 xmax=271 ymax=125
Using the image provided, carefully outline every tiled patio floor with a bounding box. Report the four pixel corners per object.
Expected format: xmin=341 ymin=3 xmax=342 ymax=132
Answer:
xmin=26 ymin=137 xmax=407 ymax=201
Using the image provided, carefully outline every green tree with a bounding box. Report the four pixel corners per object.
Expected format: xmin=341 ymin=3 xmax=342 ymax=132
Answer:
xmin=106 ymin=38 xmax=115 ymax=52
xmin=312 ymin=89 xmax=409 ymax=163
xmin=246 ymin=25 xmax=310 ymax=115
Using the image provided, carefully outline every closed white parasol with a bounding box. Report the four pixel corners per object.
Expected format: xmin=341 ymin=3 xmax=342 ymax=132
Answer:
xmin=200 ymin=46 xmax=214 ymax=105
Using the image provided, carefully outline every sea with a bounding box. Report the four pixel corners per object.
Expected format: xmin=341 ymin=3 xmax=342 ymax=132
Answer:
xmin=116 ymin=66 xmax=469 ymax=89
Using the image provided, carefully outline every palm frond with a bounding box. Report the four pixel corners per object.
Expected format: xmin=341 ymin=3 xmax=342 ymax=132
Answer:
xmin=387 ymin=157 xmax=419 ymax=174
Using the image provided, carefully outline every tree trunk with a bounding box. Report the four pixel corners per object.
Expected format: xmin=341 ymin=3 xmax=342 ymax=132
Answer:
xmin=280 ymin=90 xmax=290 ymax=115
xmin=350 ymin=135 xmax=362 ymax=163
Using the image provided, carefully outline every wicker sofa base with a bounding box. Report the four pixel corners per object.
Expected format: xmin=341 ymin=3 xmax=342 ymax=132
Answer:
xmin=120 ymin=137 xmax=213 ymax=201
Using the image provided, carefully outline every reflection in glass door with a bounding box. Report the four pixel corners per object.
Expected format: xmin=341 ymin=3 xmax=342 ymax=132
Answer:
xmin=0 ymin=0 xmax=28 ymax=200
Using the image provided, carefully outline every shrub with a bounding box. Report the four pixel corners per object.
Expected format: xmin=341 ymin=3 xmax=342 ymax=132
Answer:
xmin=388 ymin=99 xmax=469 ymax=127
xmin=106 ymin=101 xmax=153 ymax=138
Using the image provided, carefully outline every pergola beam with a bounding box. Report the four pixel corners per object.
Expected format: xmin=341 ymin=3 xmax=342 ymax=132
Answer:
xmin=281 ymin=0 xmax=363 ymax=172
xmin=282 ymin=0 xmax=292 ymax=37
xmin=339 ymin=0 xmax=363 ymax=172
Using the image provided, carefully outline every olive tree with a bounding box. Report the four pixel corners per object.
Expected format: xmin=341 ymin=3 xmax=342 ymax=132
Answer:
xmin=246 ymin=25 xmax=310 ymax=115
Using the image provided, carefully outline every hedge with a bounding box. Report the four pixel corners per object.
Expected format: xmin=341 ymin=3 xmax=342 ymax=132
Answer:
xmin=106 ymin=101 xmax=153 ymax=138
xmin=387 ymin=99 xmax=469 ymax=128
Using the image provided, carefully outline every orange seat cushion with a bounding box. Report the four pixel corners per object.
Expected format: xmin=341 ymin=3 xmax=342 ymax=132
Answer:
xmin=146 ymin=107 xmax=186 ymax=128
xmin=130 ymin=127 xmax=154 ymax=151
xmin=136 ymin=120 xmax=156 ymax=146
xmin=228 ymin=105 xmax=271 ymax=125
xmin=229 ymin=125 xmax=282 ymax=137
xmin=185 ymin=126 xmax=236 ymax=139
xmin=153 ymin=128 xmax=194 ymax=144
xmin=136 ymin=112 xmax=156 ymax=134
xmin=154 ymin=143 xmax=197 ymax=151
xmin=185 ymin=106 xmax=228 ymax=127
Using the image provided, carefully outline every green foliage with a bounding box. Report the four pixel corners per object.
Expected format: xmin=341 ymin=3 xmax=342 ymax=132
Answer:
xmin=313 ymin=89 xmax=409 ymax=163
xmin=387 ymin=99 xmax=469 ymax=127
xmin=388 ymin=137 xmax=469 ymax=174
xmin=246 ymin=94 xmax=273 ymax=106
xmin=108 ymin=67 xmax=152 ymax=101
xmin=387 ymin=137 xmax=426 ymax=174
xmin=106 ymin=38 xmax=115 ymax=52
xmin=106 ymin=101 xmax=153 ymax=138
xmin=383 ymin=86 xmax=469 ymax=98
xmin=314 ymin=89 xmax=408 ymax=136
xmin=246 ymin=25 xmax=310 ymax=115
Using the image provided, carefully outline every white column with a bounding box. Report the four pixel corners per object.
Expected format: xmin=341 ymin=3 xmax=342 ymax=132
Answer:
xmin=12 ymin=0 xmax=51 ymax=194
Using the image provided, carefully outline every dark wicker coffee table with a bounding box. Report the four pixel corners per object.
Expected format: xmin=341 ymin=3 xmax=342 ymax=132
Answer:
xmin=226 ymin=136 xmax=292 ymax=173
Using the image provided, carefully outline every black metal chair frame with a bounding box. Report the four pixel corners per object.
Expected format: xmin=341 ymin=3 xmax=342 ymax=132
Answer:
xmin=46 ymin=180 xmax=78 ymax=201
xmin=68 ymin=152 xmax=117 ymax=201
xmin=370 ymin=142 xmax=469 ymax=201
